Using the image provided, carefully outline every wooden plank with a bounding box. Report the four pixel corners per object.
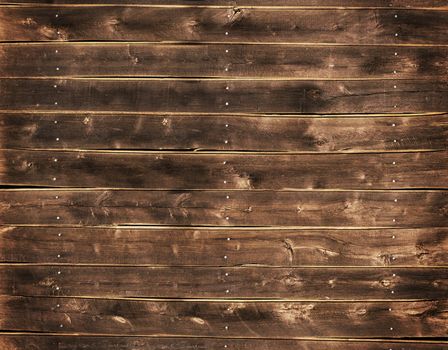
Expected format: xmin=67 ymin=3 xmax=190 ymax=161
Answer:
xmin=1 ymin=149 xmax=447 ymax=190
xmin=0 ymin=1 xmax=447 ymax=8
xmin=1 ymin=113 xmax=447 ymax=152
xmin=0 ymin=7 xmax=447 ymax=45
xmin=0 ymin=189 xmax=446 ymax=227
xmin=1 ymin=44 xmax=448 ymax=79
xmin=1 ymin=266 xmax=446 ymax=300
xmin=0 ymin=296 xmax=446 ymax=337
xmin=1 ymin=226 xmax=447 ymax=266
xmin=1 ymin=336 xmax=446 ymax=350
xmin=1 ymin=79 xmax=448 ymax=114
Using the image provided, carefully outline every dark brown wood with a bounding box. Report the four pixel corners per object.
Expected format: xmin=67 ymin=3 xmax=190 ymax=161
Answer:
xmin=1 ymin=265 xmax=446 ymax=300
xmin=1 ymin=149 xmax=447 ymax=190
xmin=0 ymin=189 xmax=446 ymax=227
xmin=1 ymin=226 xmax=447 ymax=266
xmin=1 ymin=44 xmax=447 ymax=79
xmin=1 ymin=296 xmax=446 ymax=337
xmin=2 ymin=113 xmax=447 ymax=152
xmin=0 ymin=2 xmax=446 ymax=345
xmin=0 ymin=1 xmax=447 ymax=7
xmin=0 ymin=7 xmax=447 ymax=45
xmin=1 ymin=79 xmax=448 ymax=114
xmin=1 ymin=336 xmax=446 ymax=350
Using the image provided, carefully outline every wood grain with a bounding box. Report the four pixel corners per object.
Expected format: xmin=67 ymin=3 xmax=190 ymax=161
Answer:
xmin=1 ymin=44 xmax=448 ymax=79
xmin=1 ymin=113 xmax=447 ymax=152
xmin=0 ymin=7 xmax=447 ymax=45
xmin=1 ymin=296 xmax=446 ymax=337
xmin=0 ymin=189 xmax=446 ymax=227
xmin=0 ymin=1 xmax=446 ymax=345
xmin=1 ymin=265 xmax=446 ymax=300
xmin=1 ymin=226 xmax=447 ymax=266
xmin=1 ymin=149 xmax=447 ymax=189
xmin=1 ymin=79 xmax=448 ymax=114
xmin=1 ymin=335 xmax=446 ymax=350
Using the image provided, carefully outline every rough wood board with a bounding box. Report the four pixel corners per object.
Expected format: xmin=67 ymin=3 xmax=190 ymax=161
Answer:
xmin=1 ymin=149 xmax=447 ymax=189
xmin=1 ymin=266 xmax=446 ymax=300
xmin=1 ymin=44 xmax=448 ymax=79
xmin=1 ymin=336 xmax=446 ymax=350
xmin=1 ymin=113 xmax=447 ymax=152
xmin=1 ymin=296 xmax=446 ymax=337
xmin=1 ymin=79 xmax=448 ymax=114
xmin=1 ymin=226 xmax=447 ymax=266
xmin=0 ymin=189 xmax=446 ymax=227
xmin=1 ymin=7 xmax=447 ymax=44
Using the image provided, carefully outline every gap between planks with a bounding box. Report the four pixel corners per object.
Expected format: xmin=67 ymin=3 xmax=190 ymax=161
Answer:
xmin=3 ymin=76 xmax=448 ymax=81
xmin=0 ymin=332 xmax=446 ymax=343
xmin=1 ymin=41 xmax=448 ymax=47
xmin=0 ymin=3 xmax=447 ymax=9
xmin=3 ymin=294 xmax=446 ymax=303
xmin=4 ymin=148 xmax=446 ymax=154
xmin=3 ymin=41 xmax=448 ymax=46
xmin=3 ymin=224 xmax=448 ymax=230
xmin=2 ymin=224 xmax=446 ymax=230
xmin=0 ymin=110 xmax=443 ymax=117
xmin=3 ymin=76 xmax=445 ymax=81
xmin=1 ymin=188 xmax=447 ymax=192
xmin=0 ymin=4 xmax=447 ymax=11
xmin=7 ymin=148 xmax=447 ymax=154
xmin=1 ymin=263 xmax=447 ymax=269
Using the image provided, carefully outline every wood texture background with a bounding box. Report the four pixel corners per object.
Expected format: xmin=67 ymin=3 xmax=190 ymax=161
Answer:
xmin=0 ymin=1 xmax=447 ymax=349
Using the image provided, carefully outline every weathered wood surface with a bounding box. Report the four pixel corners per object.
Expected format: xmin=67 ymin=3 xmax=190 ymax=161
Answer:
xmin=1 ymin=336 xmax=446 ymax=350
xmin=1 ymin=266 xmax=446 ymax=300
xmin=1 ymin=296 xmax=446 ymax=337
xmin=1 ymin=79 xmax=448 ymax=114
xmin=1 ymin=7 xmax=447 ymax=45
xmin=2 ymin=44 xmax=448 ymax=79
xmin=0 ymin=190 xmax=447 ymax=227
xmin=2 ymin=226 xmax=447 ymax=266
xmin=1 ymin=149 xmax=447 ymax=189
xmin=0 ymin=1 xmax=446 ymax=345
xmin=1 ymin=0 xmax=447 ymax=8
xmin=2 ymin=113 xmax=447 ymax=152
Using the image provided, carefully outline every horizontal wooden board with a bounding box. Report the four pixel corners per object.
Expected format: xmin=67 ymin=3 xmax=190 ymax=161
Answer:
xmin=1 ymin=44 xmax=448 ymax=79
xmin=0 ymin=189 xmax=446 ymax=227
xmin=1 ymin=296 xmax=446 ymax=337
xmin=1 ymin=266 xmax=446 ymax=300
xmin=1 ymin=113 xmax=448 ymax=152
xmin=1 ymin=149 xmax=447 ymax=190
xmin=1 ymin=79 xmax=448 ymax=114
xmin=1 ymin=226 xmax=447 ymax=266
xmin=0 ymin=1 xmax=447 ymax=8
xmin=0 ymin=7 xmax=447 ymax=44
xmin=1 ymin=336 xmax=446 ymax=350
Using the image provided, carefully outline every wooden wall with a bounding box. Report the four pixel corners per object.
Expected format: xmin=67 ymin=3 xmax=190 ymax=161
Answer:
xmin=0 ymin=1 xmax=447 ymax=349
